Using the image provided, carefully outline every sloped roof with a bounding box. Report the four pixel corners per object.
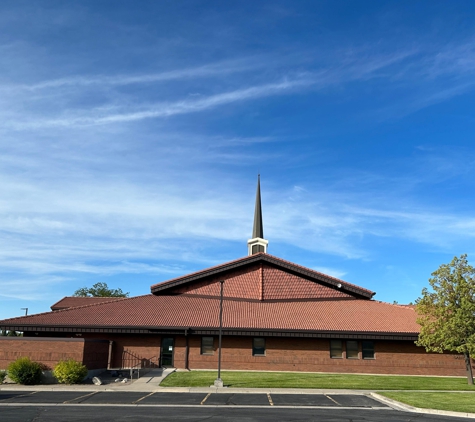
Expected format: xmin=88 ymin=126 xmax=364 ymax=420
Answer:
xmin=51 ymin=297 xmax=124 ymax=311
xmin=151 ymin=253 xmax=374 ymax=299
xmin=0 ymin=294 xmax=419 ymax=337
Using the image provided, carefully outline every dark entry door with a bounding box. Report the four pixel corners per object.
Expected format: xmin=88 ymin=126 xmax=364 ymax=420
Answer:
xmin=160 ymin=337 xmax=174 ymax=367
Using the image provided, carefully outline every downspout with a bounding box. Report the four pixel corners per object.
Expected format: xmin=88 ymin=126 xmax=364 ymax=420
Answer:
xmin=185 ymin=328 xmax=190 ymax=370
xmin=107 ymin=340 xmax=114 ymax=369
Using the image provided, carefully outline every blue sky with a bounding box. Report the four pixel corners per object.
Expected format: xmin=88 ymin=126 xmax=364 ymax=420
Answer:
xmin=1 ymin=0 xmax=475 ymax=320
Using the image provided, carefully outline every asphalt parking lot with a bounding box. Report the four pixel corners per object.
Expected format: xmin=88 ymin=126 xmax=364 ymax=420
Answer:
xmin=0 ymin=390 xmax=388 ymax=408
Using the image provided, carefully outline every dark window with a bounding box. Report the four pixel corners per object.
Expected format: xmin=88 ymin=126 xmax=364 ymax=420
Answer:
xmin=346 ymin=341 xmax=359 ymax=359
xmin=252 ymin=244 xmax=265 ymax=254
xmin=201 ymin=336 xmax=214 ymax=355
xmin=362 ymin=341 xmax=375 ymax=359
xmin=330 ymin=340 xmax=343 ymax=358
xmin=252 ymin=337 xmax=266 ymax=356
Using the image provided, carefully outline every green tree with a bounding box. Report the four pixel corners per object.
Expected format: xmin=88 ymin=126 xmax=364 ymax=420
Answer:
xmin=73 ymin=282 xmax=129 ymax=298
xmin=416 ymin=254 xmax=475 ymax=385
xmin=0 ymin=329 xmax=19 ymax=336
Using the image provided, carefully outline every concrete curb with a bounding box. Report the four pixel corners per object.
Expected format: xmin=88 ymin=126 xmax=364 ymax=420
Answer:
xmin=371 ymin=393 xmax=475 ymax=419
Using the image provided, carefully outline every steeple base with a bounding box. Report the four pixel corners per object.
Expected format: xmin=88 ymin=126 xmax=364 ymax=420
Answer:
xmin=248 ymin=238 xmax=268 ymax=256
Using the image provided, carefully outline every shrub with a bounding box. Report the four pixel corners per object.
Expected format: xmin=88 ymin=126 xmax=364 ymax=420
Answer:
xmin=7 ymin=357 xmax=42 ymax=385
xmin=0 ymin=370 xmax=6 ymax=383
xmin=53 ymin=359 xmax=87 ymax=384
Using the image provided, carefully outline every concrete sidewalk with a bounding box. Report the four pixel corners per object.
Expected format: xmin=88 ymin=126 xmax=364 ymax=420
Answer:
xmin=0 ymin=367 xmax=176 ymax=392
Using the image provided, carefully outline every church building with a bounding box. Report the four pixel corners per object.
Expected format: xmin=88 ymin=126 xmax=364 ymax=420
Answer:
xmin=0 ymin=178 xmax=470 ymax=377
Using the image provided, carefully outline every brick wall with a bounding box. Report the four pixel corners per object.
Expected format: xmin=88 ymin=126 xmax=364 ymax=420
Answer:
xmin=183 ymin=336 xmax=471 ymax=376
xmin=0 ymin=337 xmax=108 ymax=370
xmin=19 ymin=333 xmax=474 ymax=376
xmin=82 ymin=340 xmax=110 ymax=370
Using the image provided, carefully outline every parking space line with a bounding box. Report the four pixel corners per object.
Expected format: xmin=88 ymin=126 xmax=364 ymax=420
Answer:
xmin=133 ymin=392 xmax=155 ymax=404
xmin=200 ymin=393 xmax=211 ymax=405
xmin=267 ymin=393 xmax=273 ymax=406
xmin=325 ymin=395 xmax=341 ymax=406
xmin=63 ymin=391 xmax=97 ymax=404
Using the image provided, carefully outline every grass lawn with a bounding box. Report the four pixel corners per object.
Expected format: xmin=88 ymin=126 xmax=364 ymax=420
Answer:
xmin=379 ymin=392 xmax=475 ymax=414
xmin=160 ymin=371 xmax=475 ymax=391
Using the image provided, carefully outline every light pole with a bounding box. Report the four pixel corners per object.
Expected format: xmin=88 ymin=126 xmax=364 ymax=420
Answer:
xmin=21 ymin=308 xmax=28 ymax=316
xmin=214 ymin=280 xmax=224 ymax=388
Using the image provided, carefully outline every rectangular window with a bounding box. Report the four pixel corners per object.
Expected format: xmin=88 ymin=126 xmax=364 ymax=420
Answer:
xmin=330 ymin=340 xmax=343 ymax=358
xmin=362 ymin=341 xmax=375 ymax=359
xmin=252 ymin=337 xmax=266 ymax=356
xmin=346 ymin=340 xmax=359 ymax=359
xmin=201 ymin=336 xmax=214 ymax=355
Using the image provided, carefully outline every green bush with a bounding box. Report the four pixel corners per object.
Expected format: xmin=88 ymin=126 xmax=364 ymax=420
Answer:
xmin=53 ymin=359 xmax=87 ymax=384
xmin=7 ymin=357 xmax=42 ymax=385
xmin=0 ymin=370 xmax=6 ymax=383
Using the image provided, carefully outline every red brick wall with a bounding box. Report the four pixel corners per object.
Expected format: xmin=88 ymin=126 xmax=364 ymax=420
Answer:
xmin=107 ymin=335 xmax=162 ymax=368
xmin=184 ymin=336 xmax=471 ymax=376
xmin=61 ymin=333 xmax=163 ymax=368
xmin=82 ymin=340 xmax=110 ymax=370
xmin=19 ymin=333 xmax=473 ymax=376
xmin=0 ymin=337 xmax=108 ymax=370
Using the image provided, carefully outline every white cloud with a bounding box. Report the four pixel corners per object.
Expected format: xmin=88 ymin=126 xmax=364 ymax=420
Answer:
xmin=3 ymin=78 xmax=315 ymax=130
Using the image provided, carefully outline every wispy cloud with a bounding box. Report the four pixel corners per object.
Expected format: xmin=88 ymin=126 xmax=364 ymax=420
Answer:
xmin=11 ymin=59 xmax=261 ymax=91
xmin=3 ymin=78 xmax=314 ymax=130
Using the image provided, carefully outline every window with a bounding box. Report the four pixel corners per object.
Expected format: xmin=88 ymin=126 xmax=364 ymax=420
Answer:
xmin=362 ymin=341 xmax=375 ymax=359
xmin=252 ymin=244 xmax=265 ymax=254
xmin=346 ymin=341 xmax=359 ymax=359
xmin=252 ymin=337 xmax=266 ymax=356
xmin=330 ymin=340 xmax=343 ymax=358
xmin=201 ymin=336 xmax=214 ymax=355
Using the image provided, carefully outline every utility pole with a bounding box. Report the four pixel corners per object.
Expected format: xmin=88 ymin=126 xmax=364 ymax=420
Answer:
xmin=214 ymin=280 xmax=224 ymax=388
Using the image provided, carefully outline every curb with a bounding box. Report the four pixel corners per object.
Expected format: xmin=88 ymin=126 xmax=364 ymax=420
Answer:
xmin=371 ymin=393 xmax=475 ymax=419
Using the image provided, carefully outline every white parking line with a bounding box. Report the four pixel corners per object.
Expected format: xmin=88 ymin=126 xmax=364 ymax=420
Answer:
xmin=267 ymin=393 xmax=274 ymax=406
xmin=200 ymin=393 xmax=211 ymax=405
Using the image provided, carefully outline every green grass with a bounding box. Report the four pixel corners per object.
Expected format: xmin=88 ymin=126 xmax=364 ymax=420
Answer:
xmin=160 ymin=371 xmax=475 ymax=391
xmin=379 ymin=392 xmax=475 ymax=413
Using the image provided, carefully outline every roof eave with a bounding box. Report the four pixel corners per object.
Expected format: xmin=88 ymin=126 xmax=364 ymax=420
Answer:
xmin=6 ymin=323 xmax=418 ymax=340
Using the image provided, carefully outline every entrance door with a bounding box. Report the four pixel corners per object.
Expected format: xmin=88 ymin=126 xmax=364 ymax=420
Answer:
xmin=160 ymin=337 xmax=174 ymax=367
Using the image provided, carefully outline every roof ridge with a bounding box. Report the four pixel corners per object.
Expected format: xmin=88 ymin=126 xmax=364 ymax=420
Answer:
xmin=1 ymin=294 xmax=152 ymax=323
xmin=262 ymin=254 xmax=374 ymax=294
xmin=150 ymin=254 xmax=257 ymax=289
xmin=50 ymin=296 xmax=124 ymax=308
xmin=372 ymin=300 xmax=417 ymax=310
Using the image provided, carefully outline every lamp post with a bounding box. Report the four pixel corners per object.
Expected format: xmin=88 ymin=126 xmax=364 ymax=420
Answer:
xmin=214 ymin=280 xmax=224 ymax=388
xmin=21 ymin=308 xmax=28 ymax=316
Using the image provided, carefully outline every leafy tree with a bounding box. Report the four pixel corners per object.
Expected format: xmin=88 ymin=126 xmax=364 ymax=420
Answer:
xmin=73 ymin=282 xmax=129 ymax=298
xmin=416 ymin=254 xmax=475 ymax=385
xmin=1 ymin=330 xmax=19 ymax=336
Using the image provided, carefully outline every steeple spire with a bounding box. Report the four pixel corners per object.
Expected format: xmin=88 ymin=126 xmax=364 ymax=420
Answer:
xmin=252 ymin=175 xmax=264 ymax=239
xmin=248 ymin=175 xmax=268 ymax=255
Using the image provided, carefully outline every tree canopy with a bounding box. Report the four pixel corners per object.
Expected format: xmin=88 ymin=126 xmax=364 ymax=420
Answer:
xmin=73 ymin=282 xmax=129 ymax=298
xmin=416 ymin=254 xmax=475 ymax=384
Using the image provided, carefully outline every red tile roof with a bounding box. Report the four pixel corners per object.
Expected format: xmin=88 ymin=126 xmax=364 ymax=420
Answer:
xmin=0 ymin=294 xmax=419 ymax=336
xmin=51 ymin=297 xmax=124 ymax=311
xmin=169 ymin=264 xmax=353 ymax=301
xmin=151 ymin=253 xmax=374 ymax=299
